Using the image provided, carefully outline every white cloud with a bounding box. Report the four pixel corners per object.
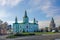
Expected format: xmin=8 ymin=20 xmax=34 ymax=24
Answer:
xmin=28 ymin=0 xmax=60 ymax=28
xmin=38 ymin=15 xmax=60 ymax=28
xmin=0 ymin=0 xmax=23 ymax=7
xmin=0 ymin=10 xmax=14 ymax=22
xmin=38 ymin=0 xmax=60 ymax=17
xmin=29 ymin=0 xmax=60 ymax=17
xmin=0 ymin=10 xmax=11 ymax=18
xmin=38 ymin=21 xmax=50 ymax=28
xmin=6 ymin=21 xmax=23 ymax=25
xmin=7 ymin=21 xmax=34 ymax=24
xmin=54 ymin=15 xmax=60 ymax=27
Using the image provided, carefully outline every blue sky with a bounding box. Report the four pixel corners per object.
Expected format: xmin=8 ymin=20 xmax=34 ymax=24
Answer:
xmin=0 ymin=0 xmax=60 ymax=28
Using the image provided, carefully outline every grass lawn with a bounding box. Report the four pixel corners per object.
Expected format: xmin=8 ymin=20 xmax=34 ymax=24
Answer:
xmin=22 ymin=32 xmax=57 ymax=35
xmin=6 ymin=33 xmax=35 ymax=38
xmin=34 ymin=32 xmax=58 ymax=35
xmin=6 ymin=32 xmax=59 ymax=38
xmin=6 ymin=34 xmax=17 ymax=38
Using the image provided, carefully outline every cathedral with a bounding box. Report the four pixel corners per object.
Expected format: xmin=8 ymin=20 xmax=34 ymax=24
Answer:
xmin=48 ymin=17 xmax=56 ymax=32
xmin=13 ymin=11 xmax=38 ymax=33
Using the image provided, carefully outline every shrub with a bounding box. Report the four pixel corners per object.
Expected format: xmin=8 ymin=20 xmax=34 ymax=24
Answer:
xmin=14 ymin=33 xmax=35 ymax=36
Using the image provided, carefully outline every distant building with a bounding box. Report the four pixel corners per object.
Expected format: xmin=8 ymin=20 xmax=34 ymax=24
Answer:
xmin=0 ymin=22 xmax=8 ymax=35
xmin=57 ymin=26 xmax=60 ymax=32
xmin=7 ymin=25 xmax=11 ymax=30
xmin=48 ymin=17 xmax=56 ymax=32
xmin=0 ymin=20 xmax=3 ymax=25
xmin=13 ymin=10 xmax=38 ymax=33
xmin=7 ymin=25 xmax=12 ymax=34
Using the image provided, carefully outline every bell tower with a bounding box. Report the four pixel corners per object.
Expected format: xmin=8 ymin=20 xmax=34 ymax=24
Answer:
xmin=33 ymin=18 xmax=36 ymax=24
xmin=23 ymin=10 xmax=29 ymax=23
xmin=50 ymin=17 xmax=55 ymax=28
xmin=49 ymin=17 xmax=56 ymax=31
xmin=15 ymin=16 xmax=18 ymax=23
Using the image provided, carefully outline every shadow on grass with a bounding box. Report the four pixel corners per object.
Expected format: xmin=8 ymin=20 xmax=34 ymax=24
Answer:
xmin=6 ymin=33 xmax=35 ymax=38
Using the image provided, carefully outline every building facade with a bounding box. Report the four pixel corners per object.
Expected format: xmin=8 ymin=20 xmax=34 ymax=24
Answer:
xmin=48 ymin=17 xmax=56 ymax=32
xmin=0 ymin=21 xmax=7 ymax=35
xmin=13 ymin=11 xmax=38 ymax=33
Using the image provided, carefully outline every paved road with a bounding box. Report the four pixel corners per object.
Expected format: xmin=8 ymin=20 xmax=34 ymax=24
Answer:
xmin=0 ymin=33 xmax=60 ymax=40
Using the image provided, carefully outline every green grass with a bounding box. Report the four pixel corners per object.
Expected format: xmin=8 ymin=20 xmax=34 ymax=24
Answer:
xmin=6 ymin=33 xmax=35 ymax=38
xmin=34 ymin=32 xmax=57 ymax=35
xmin=6 ymin=32 xmax=58 ymax=38
xmin=6 ymin=34 xmax=17 ymax=38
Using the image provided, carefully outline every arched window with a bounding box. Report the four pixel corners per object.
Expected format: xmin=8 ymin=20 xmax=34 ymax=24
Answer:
xmin=26 ymin=26 xmax=28 ymax=28
xmin=26 ymin=26 xmax=28 ymax=32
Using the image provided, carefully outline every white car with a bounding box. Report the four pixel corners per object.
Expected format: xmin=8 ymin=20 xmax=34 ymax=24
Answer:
xmin=52 ymin=30 xmax=55 ymax=32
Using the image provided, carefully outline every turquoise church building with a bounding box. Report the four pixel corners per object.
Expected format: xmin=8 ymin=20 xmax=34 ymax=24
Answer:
xmin=13 ymin=11 xmax=38 ymax=33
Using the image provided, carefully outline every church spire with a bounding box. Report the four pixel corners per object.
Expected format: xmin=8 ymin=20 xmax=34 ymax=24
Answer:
xmin=24 ymin=10 xmax=28 ymax=18
xmin=15 ymin=16 xmax=18 ymax=23
xmin=23 ymin=10 xmax=29 ymax=23
xmin=51 ymin=17 xmax=54 ymax=23
xmin=33 ymin=18 xmax=36 ymax=24
xmin=49 ymin=17 xmax=56 ymax=31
